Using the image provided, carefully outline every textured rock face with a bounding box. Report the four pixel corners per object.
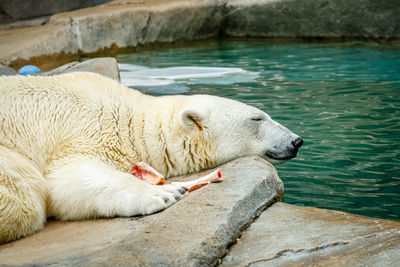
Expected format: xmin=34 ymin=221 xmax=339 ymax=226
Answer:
xmin=224 ymin=0 xmax=400 ymax=39
xmin=1 ymin=0 xmax=399 ymax=68
xmin=0 ymin=156 xmax=283 ymax=266
xmin=0 ymin=0 xmax=109 ymax=23
xmin=44 ymin=57 xmax=120 ymax=81
xmin=0 ymin=0 xmax=225 ymax=68
xmin=221 ymin=202 xmax=400 ymax=266
xmin=48 ymin=0 xmax=224 ymax=51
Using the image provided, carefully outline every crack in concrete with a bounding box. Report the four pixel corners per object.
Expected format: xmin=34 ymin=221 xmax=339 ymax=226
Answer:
xmin=241 ymin=228 xmax=400 ymax=266
xmin=217 ymin=196 xmax=281 ymax=265
xmin=245 ymin=240 xmax=349 ymax=266
xmin=141 ymin=12 xmax=152 ymax=42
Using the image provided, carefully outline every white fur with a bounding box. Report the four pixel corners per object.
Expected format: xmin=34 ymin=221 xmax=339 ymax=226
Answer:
xmin=0 ymin=72 xmax=300 ymax=243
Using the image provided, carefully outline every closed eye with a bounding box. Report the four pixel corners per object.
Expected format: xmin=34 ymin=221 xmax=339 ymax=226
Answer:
xmin=251 ymin=116 xmax=265 ymax=122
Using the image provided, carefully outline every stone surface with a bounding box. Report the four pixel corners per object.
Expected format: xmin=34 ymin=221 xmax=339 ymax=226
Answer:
xmin=0 ymin=156 xmax=283 ymax=266
xmin=44 ymin=57 xmax=120 ymax=81
xmin=0 ymin=16 xmax=50 ymax=31
xmin=0 ymin=0 xmax=225 ymax=68
xmin=224 ymin=0 xmax=400 ymax=39
xmin=0 ymin=0 xmax=399 ymax=69
xmin=0 ymin=65 xmax=17 ymax=76
xmin=0 ymin=0 xmax=109 ymax=23
xmin=221 ymin=202 xmax=400 ymax=267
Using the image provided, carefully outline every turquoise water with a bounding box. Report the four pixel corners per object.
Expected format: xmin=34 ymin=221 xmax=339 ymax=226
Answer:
xmin=117 ymin=40 xmax=400 ymax=221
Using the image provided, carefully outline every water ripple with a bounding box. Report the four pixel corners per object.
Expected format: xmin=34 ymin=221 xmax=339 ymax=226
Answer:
xmin=117 ymin=40 xmax=400 ymax=221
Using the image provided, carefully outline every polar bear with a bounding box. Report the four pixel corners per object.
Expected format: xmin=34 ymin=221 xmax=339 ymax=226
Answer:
xmin=0 ymin=72 xmax=302 ymax=243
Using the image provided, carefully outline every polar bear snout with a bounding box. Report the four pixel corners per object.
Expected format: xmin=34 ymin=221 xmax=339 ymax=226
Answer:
xmin=284 ymin=135 xmax=303 ymax=159
xmin=288 ymin=136 xmax=304 ymax=158
xmin=292 ymin=137 xmax=304 ymax=152
xmin=264 ymin=135 xmax=303 ymax=162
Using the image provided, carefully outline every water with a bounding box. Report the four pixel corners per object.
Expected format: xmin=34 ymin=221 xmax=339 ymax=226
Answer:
xmin=117 ymin=40 xmax=400 ymax=221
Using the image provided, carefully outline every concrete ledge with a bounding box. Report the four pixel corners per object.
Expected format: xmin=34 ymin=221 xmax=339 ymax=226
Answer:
xmin=0 ymin=0 xmax=224 ymax=68
xmin=0 ymin=156 xmax=283 ymax=266
xmin=221 ymin=202 xmax=400 ymax=266
xmin=1 ymin=0 xmax=399 ymax=69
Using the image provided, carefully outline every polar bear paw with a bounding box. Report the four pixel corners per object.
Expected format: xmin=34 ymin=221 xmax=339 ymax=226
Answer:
xmin=138 ymin=184 xmax=188 ymax=215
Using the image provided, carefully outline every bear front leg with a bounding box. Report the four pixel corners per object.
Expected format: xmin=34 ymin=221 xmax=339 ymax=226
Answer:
xmin=0 ymin=146 xmax=47 ymax=244
xmin=45 ymin=156 xmax=187 ymax=220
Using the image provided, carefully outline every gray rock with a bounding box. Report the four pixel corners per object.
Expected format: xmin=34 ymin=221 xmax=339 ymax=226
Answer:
xmin=45 ymin=57 xmax=120 ymax=81
xmin=221 ymin=202 xmax=400 ymax=267
xmin=224 ymin=0 xmax=400 ymax=39
xmin=46 ymin=0 xmax=224 ymax=53
xmin=0 ymin=0 xmax=109 ymax=23
xmin=0 ymin=0 xmax=225 ymax=67
xmin=0 ymin=16 xmax=50 ymax=31
xmin=0 ymin=64 xmax=17 ymax=76
xmin=1 ymin=0 xmax=399 ymax=67
xmin=0 ymin=156 xmax=283 ymax=266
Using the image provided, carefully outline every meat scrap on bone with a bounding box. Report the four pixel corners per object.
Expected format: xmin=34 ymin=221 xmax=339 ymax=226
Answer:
xmin=128 ymin=162 xmax=223 ymax=191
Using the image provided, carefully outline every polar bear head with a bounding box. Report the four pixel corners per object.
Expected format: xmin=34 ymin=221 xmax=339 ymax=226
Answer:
xmin=178 ymin=95 xmax=303 ymax=166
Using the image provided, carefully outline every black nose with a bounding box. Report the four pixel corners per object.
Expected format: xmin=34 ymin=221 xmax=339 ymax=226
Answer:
xmin=292 ymin=137 xmax=304 ymax=150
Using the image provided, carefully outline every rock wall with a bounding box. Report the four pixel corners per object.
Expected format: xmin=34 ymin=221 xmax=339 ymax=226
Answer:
xmin=224 ymin=0 xmax=400 ymax=39
xmin=0 ymin=0 xmax=225 ymax=69
xmin=0 ymin=0 xmax=399 ymax=68
xmin=0 ymin=0 xmax=109 ymax=23
xmin=47 ymin=0 xmax=224 ymax=54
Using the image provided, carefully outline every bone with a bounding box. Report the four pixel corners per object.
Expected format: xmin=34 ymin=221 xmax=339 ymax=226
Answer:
xmin=171 ymin=168 xmax=223 ymax=192
xmin=128 ymin=162 xmax=223 ymax=192
xmin=128 ymin=161 xmax=166 ymax=185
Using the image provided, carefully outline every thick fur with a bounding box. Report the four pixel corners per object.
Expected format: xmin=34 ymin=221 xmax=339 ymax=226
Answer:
xmin=0 ymin=72 xmax=300 ymax=243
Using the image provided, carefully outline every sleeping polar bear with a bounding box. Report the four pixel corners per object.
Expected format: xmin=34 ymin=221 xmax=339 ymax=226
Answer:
xmin=0 ymin=72 xmax=302 ymax=243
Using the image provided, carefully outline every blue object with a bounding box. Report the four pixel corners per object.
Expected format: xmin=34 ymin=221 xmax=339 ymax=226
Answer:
xmin=18 ymin=65 xmax=41 ymax=75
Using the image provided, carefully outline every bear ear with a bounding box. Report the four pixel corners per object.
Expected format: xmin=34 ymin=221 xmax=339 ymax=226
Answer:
xmin=179 ymin=108 xmax=205 ymax=131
